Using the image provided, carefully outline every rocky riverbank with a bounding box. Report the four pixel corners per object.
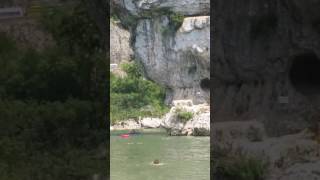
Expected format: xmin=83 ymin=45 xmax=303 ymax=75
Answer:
xmin=213 ymin=120 xmax=320 ymax=180
xmin=110 ymin=100 xmax=210 ymax=136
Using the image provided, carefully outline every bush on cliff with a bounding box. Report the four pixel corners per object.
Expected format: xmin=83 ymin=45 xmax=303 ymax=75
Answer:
xmin=174 ymin=108 xmax=193 ymax=123
xmin=110 ymin=62 xmax=169 ymax=123
xmin=213 ymin=152 xmax=268 ymax=180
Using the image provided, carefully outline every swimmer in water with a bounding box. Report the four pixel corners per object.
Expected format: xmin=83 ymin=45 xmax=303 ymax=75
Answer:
xmin=150 ymin=159 xmax=163 ymax=166
xmin=153 ymin=159 xmax=160 ymax=165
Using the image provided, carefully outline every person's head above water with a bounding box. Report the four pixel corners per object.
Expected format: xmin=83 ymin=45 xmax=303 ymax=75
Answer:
xmin=153 ymin=159 xmax=160 ymax=164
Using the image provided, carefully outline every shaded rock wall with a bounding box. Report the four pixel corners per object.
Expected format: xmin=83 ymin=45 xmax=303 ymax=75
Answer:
xmin=213 ymin=0 xmax=320 ymax=136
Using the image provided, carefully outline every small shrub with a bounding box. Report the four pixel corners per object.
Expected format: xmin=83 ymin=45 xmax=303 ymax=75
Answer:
xmin=116 ymin=14 xmax=139 ymax=30
xmin=121 ymin=62 xmax=142 ymax=78
xmin=169 ymin=12 xmax=184 ymax=30
xmin=111 ymin=14 xmax=120 ymax=22
xmin=0 ymin=33 xmax=16 ymax=54
xmin=213 ymin=154 xmax=268 ymax=180
xmin=176 ymin=109 xmax=193 ymax=123
xmin=160 ymin=12 xmax=184 ymax=37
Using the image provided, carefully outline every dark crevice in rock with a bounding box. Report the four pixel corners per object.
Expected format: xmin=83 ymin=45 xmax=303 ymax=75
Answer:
xmin=200 ymin=78 xmax=210 ymax=91
xmin=289 ymin=52 xmax=320 ymax=96
xmin=188 ymin=65 xmax=197 ymax=75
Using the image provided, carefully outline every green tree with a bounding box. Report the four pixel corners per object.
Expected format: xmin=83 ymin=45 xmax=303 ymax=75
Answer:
xmin=110 ymin=63 xmax=168 ymax=123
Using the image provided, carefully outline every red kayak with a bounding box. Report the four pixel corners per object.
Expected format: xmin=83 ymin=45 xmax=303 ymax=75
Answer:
xmin=120 ymin=134 xmax=130 ymax=138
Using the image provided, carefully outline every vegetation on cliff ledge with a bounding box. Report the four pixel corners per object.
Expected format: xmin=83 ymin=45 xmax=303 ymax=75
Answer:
xmin=111 ymin=62 xmax=169 ymax=124
xmin=175 ymin=108 xmax=193 ymax=123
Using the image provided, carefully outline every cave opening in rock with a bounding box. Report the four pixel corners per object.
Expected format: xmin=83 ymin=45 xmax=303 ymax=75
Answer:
xmin=289 ymin=53 xmax=320 ymax=95
xmin=200 ymin=78 xmax=210 ymax=91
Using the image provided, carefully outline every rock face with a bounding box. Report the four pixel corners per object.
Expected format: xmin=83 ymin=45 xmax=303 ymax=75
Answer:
xmin=112 ymin=0 xmax=210 ymax=105
xmin=110 ymin=20 xmax=134 ymax=76
xmin=212 ymin=2 xmax=320 ymax=178
xmin=111 ymin=100 xmax=210 ymax=136
xmin=110 ymin=0 xmax=210 ymax=135
xmin=120 ymin=0 xmax=210 ymax=16
xmin=213 ymin=121 xmax=320 ymax=180
xmin=277 ymin=161 xmax=320 ymax=180
xmin=162 ymin=100 xmax=210 ymax=136
xmin=213 ymin=120 xmax=267 ymax=142
xmin=111 ymin=119 xmax=141 ymax=130
xmin=213 ymin=0 xmax=320 ymax=135
xmin=141 ymin=117 xmax=162 ymax=128
xmin=110 ymin=20 xmax=133 ymax=65
xmin=135 ymin=16 xmax=210 ymax=104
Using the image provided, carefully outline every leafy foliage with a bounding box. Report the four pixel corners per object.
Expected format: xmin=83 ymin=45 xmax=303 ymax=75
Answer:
xmin=161 ymin=12 xmax=184 ymax=37
xmin=169 ymin=12 xmax=184 ymax=30
xmin=110 ymin=63 xmax=169 ymax=124
xmin=41 ymin=2 xmax=104 ymax=56
xmin=0 ymin=99 xmax=106 ymax=180
xmin=0 ymin=35 xmax=106 ymax=102
xmin=175 ymin=108 xmax=193 ymax=123
xmin=0 ymin=1 xmax=107 ymax=179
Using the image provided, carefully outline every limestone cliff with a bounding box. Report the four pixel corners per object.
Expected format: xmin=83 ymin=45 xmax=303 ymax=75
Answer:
xmin=110 ymin=20 xmax=133 ymax=65
xmin=111 ymin=0 xmax=210 ymax=105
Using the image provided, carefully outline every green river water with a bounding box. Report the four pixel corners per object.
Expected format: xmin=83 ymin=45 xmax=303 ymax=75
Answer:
xmin=110 ymin=129 xmax=210 ymax=180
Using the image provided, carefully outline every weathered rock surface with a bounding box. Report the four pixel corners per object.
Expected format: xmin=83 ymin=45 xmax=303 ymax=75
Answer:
xmin=276 ymin=161 xmax=320 ymax=180
xmin=110 ymin=20 xmax=134 ymax=77
xmin=111 ymin=0 xmax=210 ymax=104
xmin=110 ymin=20 xmax=133 ymax=64
xmin=111 ymin=100 xmax=210 ymax=136
xmin=184 ymin=112 xmax=210 ymax=136
xmin=111 ymin=119 xmax=141 ymax=130
xmin=162 ymin=100 xmax=210 ymax=136
xmin=213 ymin=121 xmax=320 ymax=180
xmin=213 ymin=0 xmax=320 ymax=135
xmin=118 ymin=0 xmax=210 ymax=16
xmin=213 ymin=1 xmax=320 ymax=178
xmin=141 ymin=117 xmax=162 ymax=128
xmin=213 ymin=120 xmax=267 ymax=142
xmin=135 ymin=16 xmax=210 ymax=104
